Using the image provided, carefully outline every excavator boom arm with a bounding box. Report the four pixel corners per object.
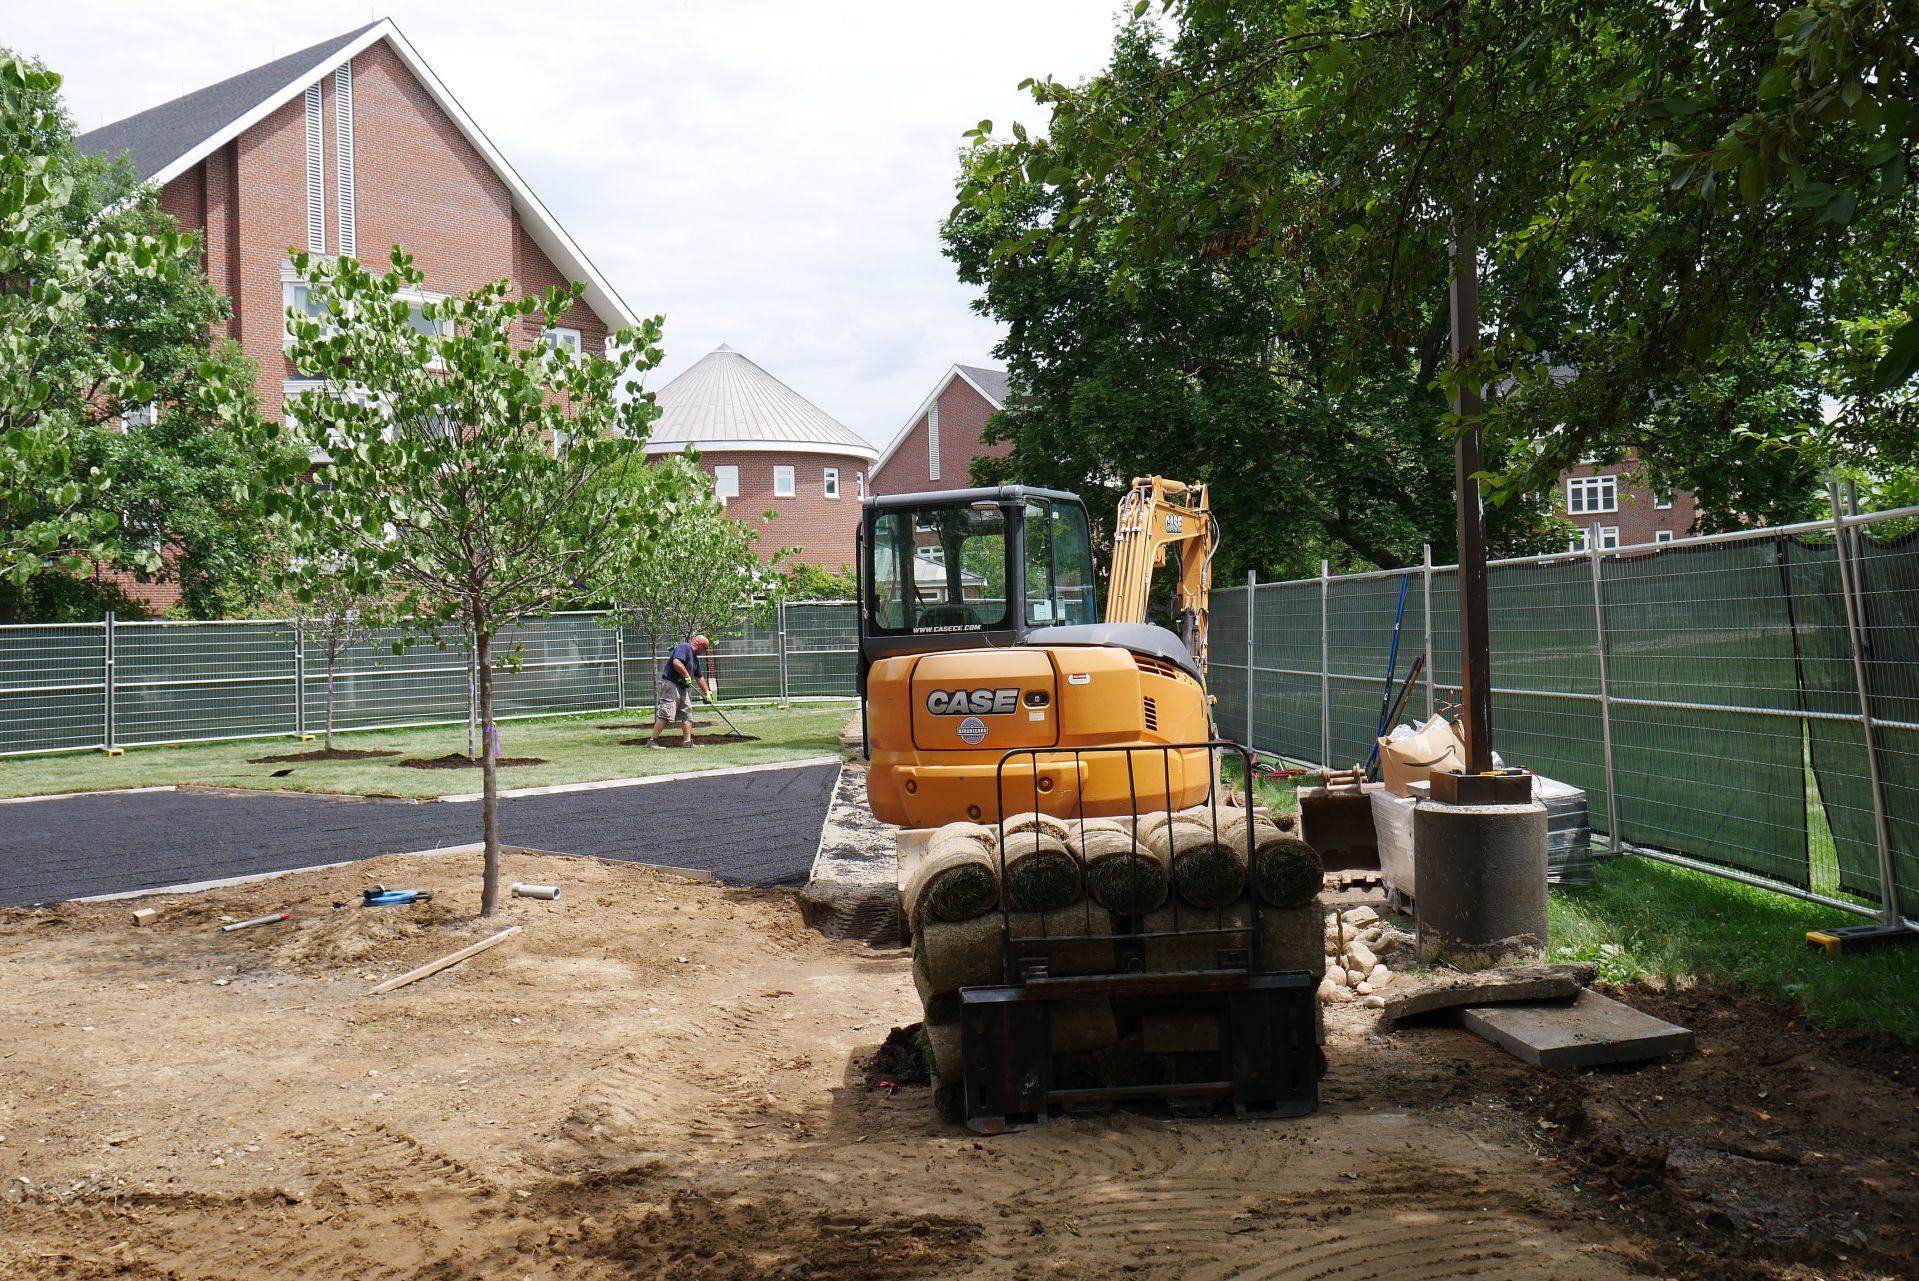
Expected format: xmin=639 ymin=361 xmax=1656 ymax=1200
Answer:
xmin=1104 ymin=476 xmax=1217 ymax=677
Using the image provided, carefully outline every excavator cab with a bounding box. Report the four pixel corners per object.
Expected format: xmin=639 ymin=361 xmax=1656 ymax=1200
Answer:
xmin=859 ymin=486 xmax=1098 ymax=667
xmin=857 ymin=485 xmax=1215 ymax=828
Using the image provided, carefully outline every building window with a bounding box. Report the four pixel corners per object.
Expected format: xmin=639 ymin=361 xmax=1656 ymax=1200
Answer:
xmin=121 ymin=401 xmax=158 ymax=428
xmin=407 ymin=299 xmax=450 ymax=340
xmin=1653 ymin=491 xmax=1674 ymax=510
xmin=823 ymin=467 xmax=840 ymax=499
xmin=1570 ymin=525 xmax=1620 ymax=553
xmin=714 ymin=465 xmax=740 ymax=502
xmin=1655 ymin=529 xmax=1674 ymax=544
xmin=285 ymin=279 xmax=333 ymax=345
xmin=857 ymin=471 xmax=866 ymax=499
xmin=927 ymin=403 xmax=941 ymax=481
xmin=773 ymin=465 xmax=796 ymax=498
xmin=1566 ymin=475 xmax=1618 ymax=515
xmin=542 ymin=327 xmax=582 ymax=360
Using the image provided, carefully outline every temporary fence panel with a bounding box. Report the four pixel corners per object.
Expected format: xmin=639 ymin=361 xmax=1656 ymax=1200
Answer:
xmin=0 ymin=623 xmax=107 ymax=755
xmin=490 ymin=614 xmax=620 ymax=720
xmin=1208 ymin=584 xmax=1249 ymax=744
xmin=113 ymin=620 xmax=298 ymax=747
xmin=1250 ymin=578 xmax=1322 ymax=763
xmin=305 ymin=625 xmax=470 ymax=734
xmin=1600 ymin=538 xmax=1809 ymax=888
xmin=783 ymin=602 xmax=859 ymax=699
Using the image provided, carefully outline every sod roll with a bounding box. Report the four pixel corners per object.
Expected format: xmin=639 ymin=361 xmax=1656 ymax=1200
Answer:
xmin=1149 ymin=821 xmax=1248 ymax=909
xmin=1006 ymin=905 xmax=1118 ymax=975
xmin=916 ymin=912 xmax=1006 ymax=1010
xmin=1073 ymin=827 xmax=1171 ymax=915
xmin=928 ymin=821 xmax=998 ymax=859
xmin=1002 ymin=811 xmax=1073 ymax=843
xmin=1139 ymin=899 xmax=1325 ymax=978
xmin=1253 ymin=835 xmax=1324 ymax=909
xmin=903 ymin=845 xmax=1000 ymax=934
xmin=912 ymin=954 xmax=961 ymax=1025
xmin=1001 ymin=830 xmax=1083 ymax=913
xmin=922 ymin=1020 xmax=965 ymax=1085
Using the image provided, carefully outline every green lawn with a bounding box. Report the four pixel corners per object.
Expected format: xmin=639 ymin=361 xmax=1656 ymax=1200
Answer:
xmin=1550 ymin=855 xmax=1919 ymax=1043
xmin=0 ymin=703 xmax=852 ymax=800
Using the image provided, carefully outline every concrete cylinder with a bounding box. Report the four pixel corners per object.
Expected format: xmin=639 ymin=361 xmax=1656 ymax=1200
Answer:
xmin=1412 ymin=800 xmax=1548 ymax=970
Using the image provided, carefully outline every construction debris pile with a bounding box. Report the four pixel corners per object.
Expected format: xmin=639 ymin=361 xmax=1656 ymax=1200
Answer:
xmin=903 ymin=806 xmax=1327 ymax=1118
xmin=1319 ymin=903 xmax=1414 ymax=1008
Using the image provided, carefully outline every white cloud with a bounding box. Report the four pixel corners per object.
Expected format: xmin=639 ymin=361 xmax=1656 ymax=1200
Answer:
xmin=15 ymin=0 xmax=1125 ymax=446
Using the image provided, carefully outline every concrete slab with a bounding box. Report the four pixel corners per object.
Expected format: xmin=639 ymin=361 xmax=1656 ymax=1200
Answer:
xmin=1461 ymin=988 xmax=1695 ymax=1068
xmin=1379 ymin=962 xmax=1597 ymax=1028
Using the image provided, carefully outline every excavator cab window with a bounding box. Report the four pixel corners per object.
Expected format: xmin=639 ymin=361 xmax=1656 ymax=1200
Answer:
xmin=1023 ymin=498 xmax=1098 ymax=627
xmin=868 ymin=501 xmax=1011 ymax=634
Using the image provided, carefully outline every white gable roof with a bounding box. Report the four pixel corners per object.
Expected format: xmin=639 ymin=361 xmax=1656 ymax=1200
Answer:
xmin=872 ymin=363 xmax=1009 ymax=476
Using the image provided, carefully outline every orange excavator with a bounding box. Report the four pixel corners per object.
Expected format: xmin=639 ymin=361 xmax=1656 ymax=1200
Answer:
xmin=857 ymin=476 xmax=1218 ymax=828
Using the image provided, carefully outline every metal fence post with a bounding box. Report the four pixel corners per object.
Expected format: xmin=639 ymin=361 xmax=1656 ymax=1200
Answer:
xmin=464 ymin=626 xmax=478 ymax=758
xmin=1244 ymin=570 xmax=1257 ymax=752
xmin=293 ymin=621 xmax=306 ymax=739
xmin=102 ymin=611 xmax=116 ymax=752
xmin=1828 ymin=483 xmax=1902 ymax=925
xmin=614 ymin=621 xmax=626 ymax=711
xmin=1421 ymin=544 xmax=1435 ymax=720
xmin=777 ymin=600 xmax=791 ymax=708
xmin=1588 ymin=530 xmax=1621 ymax=853
xmin=1319 ymin=559 xmax=1331 ymax=769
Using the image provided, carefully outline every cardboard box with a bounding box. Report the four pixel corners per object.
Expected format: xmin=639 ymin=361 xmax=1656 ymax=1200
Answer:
xmin=1378 ymin=714 xmax=1464 ymax=797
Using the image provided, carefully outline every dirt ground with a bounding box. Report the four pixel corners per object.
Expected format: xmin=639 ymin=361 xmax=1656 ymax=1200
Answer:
xmin=1 ymin=855 xmax=1913 ymax=1281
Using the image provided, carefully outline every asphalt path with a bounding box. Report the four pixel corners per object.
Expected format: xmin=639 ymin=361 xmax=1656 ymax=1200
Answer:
xmin=0 ymin=761 xmax=839 ymax=906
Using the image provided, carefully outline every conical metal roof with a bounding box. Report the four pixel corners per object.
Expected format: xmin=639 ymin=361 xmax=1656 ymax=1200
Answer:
xmin=645 ymin=345 xmax=876 ymax=460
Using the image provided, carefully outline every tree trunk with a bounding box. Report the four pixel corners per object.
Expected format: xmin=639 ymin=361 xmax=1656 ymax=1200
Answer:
xmin=477 ymin=628 xmax=501 ymax=917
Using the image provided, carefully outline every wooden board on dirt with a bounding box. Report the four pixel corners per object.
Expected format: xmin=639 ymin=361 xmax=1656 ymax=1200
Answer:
xmin=1379 ymin=962 xmax=1597 ymax=1028
xmin=1460 ymin=988 xmax=1696 ymax=1068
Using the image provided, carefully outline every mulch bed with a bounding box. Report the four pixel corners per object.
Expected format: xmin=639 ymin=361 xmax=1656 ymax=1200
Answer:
xmin=394 ymin=754 xmax=550 ymax=770
xmin=247 ymin=748 xmax=401 ymax=764
xmin=618 ymin=734 xmax=759 ymax=747
xmin=597 ymin=721 xmax=716 ymax=730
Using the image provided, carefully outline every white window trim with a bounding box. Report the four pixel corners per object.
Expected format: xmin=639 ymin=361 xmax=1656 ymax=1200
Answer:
xmin=856 ymin=471 xmax=866 ymax=500
xmin=714 ymin=464 xmax=740 ymax=503
xmin=542 ymin=326 xmax=583 ymax=360
xmin=121 ymin=401 xmax=158 ymax=428
xmin=1569 ymin=525 xmax=1621 ymax=553
xmin=334 ymin=62 xmax=356 ymax=258
xmin=773 ymin=465 xmax=796 ymax=499
xmin=823 ymin=467 xmax=839 ymax=499
xmin=1655 ymin=530 xmax=1674 ymax=543
xmin=1653 ymin=493 xmax=1674 ymax=510
xmin=1566 ymin=474 xmax=1618 ymax=516
xmin=304 ymin=83 xmax=325 ymax=254
xmin=927 ymin=403 xmax=941 ymax=481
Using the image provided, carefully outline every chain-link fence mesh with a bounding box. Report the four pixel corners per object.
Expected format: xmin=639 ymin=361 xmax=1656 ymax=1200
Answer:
xmin=1212 ymin=509 xmax=1919 ymax=923
xmin=0 ymin=603 xmax=859 ymax=757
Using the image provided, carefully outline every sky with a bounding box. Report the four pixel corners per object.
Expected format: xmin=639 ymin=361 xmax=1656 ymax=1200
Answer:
xmin=11 ymin=1 xmax=1126 ymax=451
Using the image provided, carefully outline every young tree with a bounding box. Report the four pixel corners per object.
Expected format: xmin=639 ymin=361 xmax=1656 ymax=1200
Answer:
xmin=601 ymin=462 xmax=792 ymax=677
xmin=0 ymin=50 xmax=284 ymax=616
xmin=284 ymin=572 xmax=384 ymax=752
xmin=280 ymin=247 xmax=680 ymax=916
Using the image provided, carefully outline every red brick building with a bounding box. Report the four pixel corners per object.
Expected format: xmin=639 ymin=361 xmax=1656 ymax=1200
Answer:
xmin=1559 ymin=456 xmax=1698 ymax=551
xmin=645 ymin=345 xmax=877 ymax=568
xmin=78 ymin=18 xmax=634 ymax=447
xmin=869 ymin=364 xmax=1010 ymax=495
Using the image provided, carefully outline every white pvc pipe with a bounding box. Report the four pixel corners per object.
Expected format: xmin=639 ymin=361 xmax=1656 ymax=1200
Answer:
xmin=511 ymin=882 xmax=561 ymax=900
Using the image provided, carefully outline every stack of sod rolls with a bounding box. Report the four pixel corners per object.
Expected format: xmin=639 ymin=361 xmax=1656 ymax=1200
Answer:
xmin=904 ymin=806 xmax=1326 ymax=1119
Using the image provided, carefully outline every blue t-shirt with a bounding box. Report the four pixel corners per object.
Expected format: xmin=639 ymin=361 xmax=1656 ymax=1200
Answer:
xmin=663 ymin=641 xmax=702 ymax=687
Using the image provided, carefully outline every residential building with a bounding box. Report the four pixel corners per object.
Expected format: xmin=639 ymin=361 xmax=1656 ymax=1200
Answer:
xmin=869 ymin=364 xmax=1010 ymax=495
xmin=644 ymin=345 xmax=877 ymax=567
xmin=1559 ymin=456 xmax=1698 ymax=551
xmin=76 ymin=18 xmax=636 ymax=611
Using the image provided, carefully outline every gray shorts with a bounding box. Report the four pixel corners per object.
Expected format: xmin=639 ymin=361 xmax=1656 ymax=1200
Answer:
xmin=655 ymin=679 xmax=695 ymax=723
